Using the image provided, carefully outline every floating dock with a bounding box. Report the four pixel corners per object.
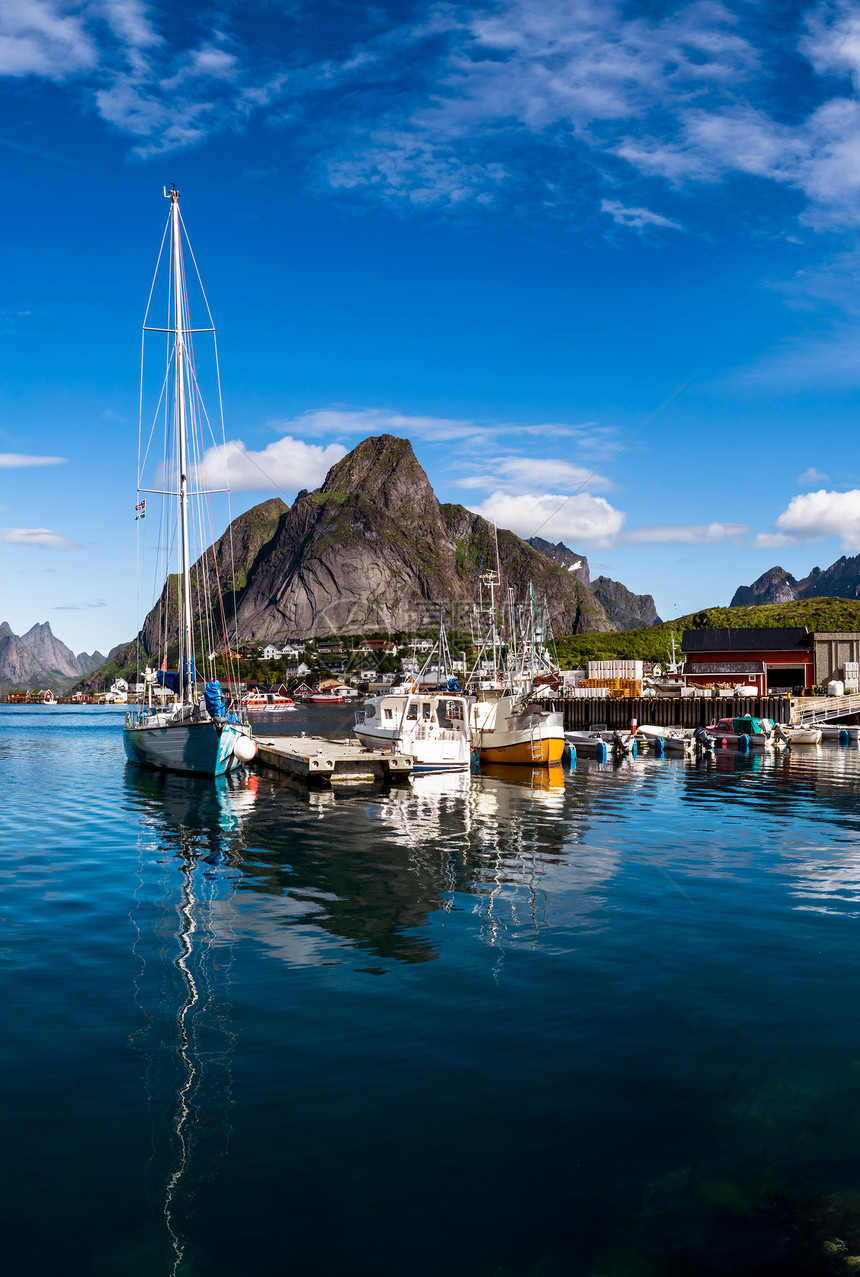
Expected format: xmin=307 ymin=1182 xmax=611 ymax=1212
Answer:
xmin=254 ymin=735 xmax=413 ymax=784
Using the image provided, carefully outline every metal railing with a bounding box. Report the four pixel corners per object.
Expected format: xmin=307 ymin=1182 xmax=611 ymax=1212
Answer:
xmin=793 ymin=693 xmax=860 ymax=726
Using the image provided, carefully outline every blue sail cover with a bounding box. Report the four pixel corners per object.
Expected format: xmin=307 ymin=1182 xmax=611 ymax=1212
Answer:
xmin=204 ymin=680 xmax=226 ymax=718
xmin=156 ymin=657 xmax=196 ymax=696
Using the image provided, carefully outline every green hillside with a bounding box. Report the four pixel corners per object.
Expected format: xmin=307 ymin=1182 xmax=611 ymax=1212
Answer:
xmin=556 ymin=597 xmax=860 ymax=668
xmin=666 ymin=597 xmax=860 ymax=633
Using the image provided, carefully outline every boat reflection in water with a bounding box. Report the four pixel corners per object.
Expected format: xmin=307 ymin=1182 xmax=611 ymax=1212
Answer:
xmin=125 ymin=767 xmax=257 ymax=1275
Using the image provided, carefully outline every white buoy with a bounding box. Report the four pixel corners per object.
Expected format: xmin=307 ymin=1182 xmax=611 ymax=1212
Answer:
xmin=232 ymin=734 xmax=258 ymax=763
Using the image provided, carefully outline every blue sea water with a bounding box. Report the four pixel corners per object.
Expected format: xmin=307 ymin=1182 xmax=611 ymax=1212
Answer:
xmin=4 ymin=704 xmax=860 ymax=1275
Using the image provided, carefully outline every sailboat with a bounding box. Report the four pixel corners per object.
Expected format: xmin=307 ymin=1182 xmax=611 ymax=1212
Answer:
xmin=123 ymin=186 xmax=257 ymax=777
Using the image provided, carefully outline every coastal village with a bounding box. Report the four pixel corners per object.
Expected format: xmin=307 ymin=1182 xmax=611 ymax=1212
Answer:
xmin=12 ymin=3 xmax=860 ymax=1272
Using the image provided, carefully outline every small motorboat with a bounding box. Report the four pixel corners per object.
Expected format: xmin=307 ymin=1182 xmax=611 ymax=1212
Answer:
xmin=781 ymin=725 xmax=822 ymax=745
xmin=709 ymin=716 xmax=775 ymax=748
xmin=309 ymin=692 xmax=343 ymax=704
xmin=819 ymin=723 xmax=860 ymax=741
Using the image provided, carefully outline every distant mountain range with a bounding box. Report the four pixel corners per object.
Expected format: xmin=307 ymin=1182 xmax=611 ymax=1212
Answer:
xmin=732 ymin=554 xmax=860 ymax=608
xmin=0 ymin=622 xmax=105 ymax=692
xmin=527 ymin=538 xmax=661 ymax=630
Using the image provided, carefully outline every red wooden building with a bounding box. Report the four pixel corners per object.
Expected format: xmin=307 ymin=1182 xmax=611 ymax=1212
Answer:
xmin=682 ymin=627 xmax=814 ymax=695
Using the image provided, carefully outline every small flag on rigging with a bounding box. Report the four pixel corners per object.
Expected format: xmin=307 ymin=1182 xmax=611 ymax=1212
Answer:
xmin=135 ymin=498 xmax=146 ymax=521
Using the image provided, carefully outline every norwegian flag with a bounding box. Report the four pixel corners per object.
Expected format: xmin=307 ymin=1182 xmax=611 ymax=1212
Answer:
xmin=135 ymin=499 xmax=146 ymax=511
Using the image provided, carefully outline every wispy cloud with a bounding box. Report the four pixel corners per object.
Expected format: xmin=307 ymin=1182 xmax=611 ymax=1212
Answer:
xmin=798 ymin=466 xmax=829 ymax=484
xmin=0 ymin=526 xmax=74 ymax=547
xmin=618 ymin=522 xmax=749 ymax=545
xmin=459 ymin=456 xmax=614 ymax=492
xmin=52 ymin=599 xmax=108 ymax=609
xmin=8 ymin=0 xmax=860 ymax=234
xmin=0 ymin=453 xmax=66 ymax=467
xmin=601 ymin=200 xmax=682 ymax=231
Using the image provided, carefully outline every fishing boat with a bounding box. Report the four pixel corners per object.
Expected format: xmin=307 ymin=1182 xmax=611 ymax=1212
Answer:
xmin=466 ymin=583 xmax=565 ymax=767
xmin=123 ymin=187 xmax=256 ymax=777
xmin=470 ymin=695 xmax=565 ymax=765
xmin=353 ymin=686 xmax=471 ymax=772
xmin=309 ymin=692 xmax=344 ymax=704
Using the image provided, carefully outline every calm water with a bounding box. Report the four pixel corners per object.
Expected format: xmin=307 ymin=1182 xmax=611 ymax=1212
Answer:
xmin=5 ymin=705 xmax=860 ymax=1276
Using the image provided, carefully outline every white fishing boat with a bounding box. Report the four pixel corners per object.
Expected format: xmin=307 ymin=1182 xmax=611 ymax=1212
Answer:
xmin=123 ymin=187 xmax=256 ymax=778
xmin=353 ymin=682 xmax=471 ymax=772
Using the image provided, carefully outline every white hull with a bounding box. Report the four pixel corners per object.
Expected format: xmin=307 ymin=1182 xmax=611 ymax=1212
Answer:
xmin=782 ymin=728 xmax=822 ymax=744
xmin=354 ymin=724 xmax=470 ymax=772
xmin=354 ymin=689 xmax=471 ymax=771
xmin=123 ymin=718 xmax=248 ymax=776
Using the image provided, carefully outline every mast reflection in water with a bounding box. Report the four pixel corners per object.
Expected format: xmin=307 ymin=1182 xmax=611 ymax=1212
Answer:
xmin=127 ymin=769 xmax=255 ymax=1274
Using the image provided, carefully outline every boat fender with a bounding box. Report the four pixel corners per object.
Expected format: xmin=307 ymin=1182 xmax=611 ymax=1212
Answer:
xmin=738 ymin=734 xmax=749 ymax=751
xmin=232 ymin=734 xmax=258 ymax=763
xmin=840 ymin=729 xmax=850 ymax=744
xmin=655 ymin=738 xmax=665 ymax=757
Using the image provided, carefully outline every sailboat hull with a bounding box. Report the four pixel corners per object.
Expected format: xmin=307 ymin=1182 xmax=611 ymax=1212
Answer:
xmin=123 ymin=720 xmax=244 ymax=777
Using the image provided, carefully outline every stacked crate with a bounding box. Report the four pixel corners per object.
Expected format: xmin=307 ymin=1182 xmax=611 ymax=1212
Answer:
xmin=581 ymin=659 xmax=644 ymax=698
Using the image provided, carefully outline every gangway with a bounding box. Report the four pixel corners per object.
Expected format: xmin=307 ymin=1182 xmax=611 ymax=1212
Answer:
xmin=791 ymin=693 xmax=860 ymax=726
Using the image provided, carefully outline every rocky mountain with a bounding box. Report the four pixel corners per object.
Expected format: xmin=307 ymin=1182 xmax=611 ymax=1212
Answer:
xmin=732 ymin=554 xmax=860 ymax=608
xmin=0 ymin=622 xmax=105 ymax=691
xmin=94 ymin=435 xmax=614 ymax=682
xmin=527 ymin=538 xmax=590 ymax=584
xmin=731 ymin=566 xmax=800 ymax=607
xmin=590 ymin=576 xmax=661 ymax=630
xmin=527 ymin=538 xmax=660 ymax=630
xmin=76 ymin=650 xmax=106 ymax=675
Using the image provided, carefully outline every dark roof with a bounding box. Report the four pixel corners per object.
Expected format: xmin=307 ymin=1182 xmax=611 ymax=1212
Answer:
xmin=682 ymin=627 xmax=809 ymax=653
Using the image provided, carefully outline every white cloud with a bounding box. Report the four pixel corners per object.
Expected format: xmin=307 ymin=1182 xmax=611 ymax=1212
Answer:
xmin=755 ymin=532 xmax=800 ymax=547
xmin=618 ymin=522 xmax=749 ymax=545
xmin=798 ymin=466 xmax=829 ymax=484
xmin=274 ymin=407 xmax=482 ymax=443
xmin=467 ymin=490 xmax=625 ymax=546
xmin=0 ymin=527 xmax=74 ymax=547
xmin=0 ymin=0 xmax=96 ymax=78
xmin=189 ymin=435 xmax=347 ymax=494
xmin=0 ymin=453 xmax=66 ymax=467
xmin=601 ymin=199 xmax=682 ymax=230
xmin=459 ymin=456 xmax=612 ymax=492
xmin=774 ymin=487 xmax=860 ymax=549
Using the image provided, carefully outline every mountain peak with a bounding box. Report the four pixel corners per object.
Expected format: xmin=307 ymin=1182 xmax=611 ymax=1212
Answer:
xmin=320 ymin=435 xmax=434 ymax=515
xmin=0 ymin=621 xmax=13 ymax=640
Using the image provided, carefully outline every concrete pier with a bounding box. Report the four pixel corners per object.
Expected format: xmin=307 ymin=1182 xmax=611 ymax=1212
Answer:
xmin=254 ymin=735 xmax=413 ymax=784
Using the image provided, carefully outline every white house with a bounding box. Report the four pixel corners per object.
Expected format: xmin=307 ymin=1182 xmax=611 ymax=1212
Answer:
xmin=262 ymin=645 xmax=281 ymax=660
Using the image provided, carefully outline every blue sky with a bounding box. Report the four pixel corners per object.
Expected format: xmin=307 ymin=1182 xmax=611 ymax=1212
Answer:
xmin=4 ymin=0 xmax=860 ymax=650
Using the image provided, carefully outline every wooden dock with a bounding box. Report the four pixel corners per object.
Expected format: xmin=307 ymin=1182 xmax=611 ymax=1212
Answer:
xmin=556 ymin=695 xmax=791 ymax=729
xmin=254 ymin=735 xmax=413 ymax=784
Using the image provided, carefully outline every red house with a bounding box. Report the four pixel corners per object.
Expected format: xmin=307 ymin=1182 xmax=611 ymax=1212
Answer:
xmin=682 ymin=627 xmax=814 ymax=695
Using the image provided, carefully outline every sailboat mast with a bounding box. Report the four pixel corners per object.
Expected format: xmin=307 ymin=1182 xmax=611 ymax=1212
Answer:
xmin=170 ymin=185 xmax=195 ymax=703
